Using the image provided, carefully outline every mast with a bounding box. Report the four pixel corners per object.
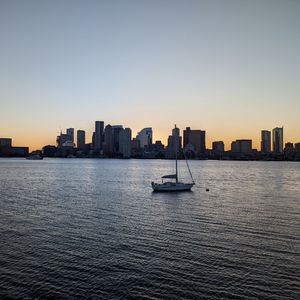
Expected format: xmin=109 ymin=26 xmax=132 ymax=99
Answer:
xmin=175 ymin=124 xmax=178 ymax=183
xmin=184 ymin=150 xmax=195 ymax=184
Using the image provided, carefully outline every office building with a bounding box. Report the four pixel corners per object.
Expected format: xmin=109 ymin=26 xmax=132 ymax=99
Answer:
xmin=112 ymin=125 xmax=123 ymax=153
xmin=167 ymin=125 xmax=182 ymax=158
xmin=0 ymin=138 xmax=12 ymax=147
xmin=272 ymin=127 xmax=283 ymax=153
xmin=77 ymin=130 xmax=85 ymax=150
xmin=0 ymin=138 xmax=29 ymax=157
xmin=0 ymin=138 xmax=12 ymax=156
xmin=92 ymin=132 xmax=95 ymax=149
xmin=136 ymin=128 xmax=152 ymax=149
xmin=261 ymin=130 xmax=271 ymax=153
xmin=150 ymin=141 xmax=165 ymax=152
xmin=103 ymin=124 xmax=114 ymax=155
xmin=43 ymin=145 xmax=57 ymax=157
xmin=231 ymin=140 xmax=252 ymax=154
xmin=66 ymin=128 xmax=74 ymax=144
xmin=212 ymin=141 xmax=224 ymax=153
xmin=168 ymin=124 xmax=181 ymax=150
xmin=94 ymin=121 xmax=104 ymax=151
xmin=11 ymin=147 xmax=29 ymax=157
xmin=183 ymin=127 xmax=206 ymax=154
xmin=57 ymin=133 xmax=73 ymax=148
xmin=284 ymin=142 xmax=294 ymax=154
xmin=119 ymin=128 xmax=132 ymax=158
xmin=131 ymin=138 xmax=141 ymax=157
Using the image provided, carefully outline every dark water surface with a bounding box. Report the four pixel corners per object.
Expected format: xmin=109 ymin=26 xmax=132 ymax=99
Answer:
xmin=0 ymin=158 xmax=299 ymax=299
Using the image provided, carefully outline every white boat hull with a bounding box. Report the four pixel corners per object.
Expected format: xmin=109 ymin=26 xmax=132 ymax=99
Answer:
xmin=152 ymin=182 xmax=194 ymax=192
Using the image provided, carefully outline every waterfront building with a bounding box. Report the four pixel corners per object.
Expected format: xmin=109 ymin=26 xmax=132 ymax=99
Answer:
xmin=0 ymin=138 xmax=12 ymax=147
xmin=66 ymin=128 xmax=74 ymax=144
xmin=92 ymin=132 xmax=95 ymax=149
xmin=295 ymin=143 xmax=300 ymax=153
xmin=0 ymin=138 xmax=12 ymax=156
xmin=43 ymin=145 xmax=57 ymax=157
xmin=0 ymin=138 xmax=29 ymax=157
xmin=57 ymin=133 xmax=73 ymax=148
xmin=131 ymin=138 xmax=141 ymax=157
xmin=183 ymin=127 xmax=206 ymax=154
xmin=167 ymin=125 xmax=182 ymax=158
xmin=112 ymin=125 xmax=123 ymax=153
xmin=119 ymin=128 xmax=132 ymax=158
xmin=272 ymin=127 xmax=284 ymax=153
xmin=261 ymin=130 xmax=271 ymax=153
xmin=168 ymin=125 xmax=182 ymax=150
xmin=94 ymin=121 xmax=104 ymax=151
xmin=151 ymin=141 xmax=165 ymax=152
xmin=10 ymin=147 xmax=29 ymax=157
xmin=77 ymin=130 xmax=86 ymax=150
xmin=136 ymin=128 xmax=152 ymax=149
xmin=212 ymin=141 xmax=224 ymax=153
xmin=231 ymin=141 xmax=239 ymax=153
xmin=284 ymin=142 xmax=294 ymax=154
xmin=231 ymin=140 xmax=252 ymax=154
xmin=103 ymin=124 xmax=114 ymax=155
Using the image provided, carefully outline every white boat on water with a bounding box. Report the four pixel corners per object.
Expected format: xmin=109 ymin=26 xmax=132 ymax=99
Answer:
xmin=152 ymin=125 xmax=195 ymax=192
xmin=152 ymin=180 xmax=194 ymax=192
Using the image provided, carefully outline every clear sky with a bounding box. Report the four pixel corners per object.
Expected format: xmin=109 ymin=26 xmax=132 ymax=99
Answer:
xmin=0 ymin=0 xmax=299 ymax=150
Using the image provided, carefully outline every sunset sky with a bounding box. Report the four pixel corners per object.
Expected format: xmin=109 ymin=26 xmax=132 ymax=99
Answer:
xmin=0 ymin=0 xmax=299 ymax=151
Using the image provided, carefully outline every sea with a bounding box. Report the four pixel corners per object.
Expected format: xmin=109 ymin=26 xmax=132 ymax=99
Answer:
xmin=0 ymin=158 xmax=299 ymax=299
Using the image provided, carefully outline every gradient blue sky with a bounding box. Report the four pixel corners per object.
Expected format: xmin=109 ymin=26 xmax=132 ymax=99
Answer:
xmin=0 ymin=0 xmax=299 ymax=150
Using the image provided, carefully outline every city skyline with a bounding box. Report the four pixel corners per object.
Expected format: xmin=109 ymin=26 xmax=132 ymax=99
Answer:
xmin=0 ymin=121 xmax=296 ymax=152
xmin=1 ymin=120 xmax=295 ymax=152
xmin=1 ymin=1 xmax=300 ymax=151
xmin=3 ymin=121 xmax=300 ymax=160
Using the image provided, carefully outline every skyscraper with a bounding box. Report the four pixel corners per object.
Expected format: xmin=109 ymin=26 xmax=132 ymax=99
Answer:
xmin=94 ymin=121 xmax=104 ymax=151
xmin=119 ymin=128 xmax=132 ymax=158
xmin=183 ymin=127 xmax=206 ymax=154
xmin=231 ymin=140 xmax=252 ymax=154
xmin=167 ymin=125 xmax=182 ymax=158
xmin=261 ymin=130 xmax=271 ymax=153
xmin=136 ymin=128 xmax=152 ymax=149
xmin=77 ymin=130 xmax=85 ymax=150
xmin=66 ymin=128 xmax=74 ymax=144
xmin=272 ymin=127 xmax=284 ymax=153
xmin=112 ymin=125 xmax=123 ymax=153
xmin=103 ymin=124 xmax=114 ymax=155
xmin=57 ymin=129 xmax=74 ymax=148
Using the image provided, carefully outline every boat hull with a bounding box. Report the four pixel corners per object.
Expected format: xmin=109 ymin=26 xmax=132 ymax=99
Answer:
xmin=152 ymin=182 xmax=194 ymax=192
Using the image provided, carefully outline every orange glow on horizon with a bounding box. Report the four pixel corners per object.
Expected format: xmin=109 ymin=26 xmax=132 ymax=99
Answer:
xmin=5 ymin=127 xmax=299 ymax=152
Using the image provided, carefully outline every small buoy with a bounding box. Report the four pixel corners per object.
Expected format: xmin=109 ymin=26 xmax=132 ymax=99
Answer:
xmin=206 ymin=188 xmax=209 ymax=192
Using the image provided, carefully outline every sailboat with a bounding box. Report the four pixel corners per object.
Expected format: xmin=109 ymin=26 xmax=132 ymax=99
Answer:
xmin=151 ymin=125 xmax=195 ymax=192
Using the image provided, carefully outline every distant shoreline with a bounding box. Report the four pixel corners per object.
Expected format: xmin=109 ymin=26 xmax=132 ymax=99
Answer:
xmin=1 ymin=157 xmax=299 ymax=162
